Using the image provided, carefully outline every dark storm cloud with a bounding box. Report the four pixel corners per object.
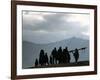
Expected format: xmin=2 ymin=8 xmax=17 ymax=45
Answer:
xmin=23 ymin=13 xmax=68 ymax=31
xmin=22 ymin=11 xmax=90 ymax=44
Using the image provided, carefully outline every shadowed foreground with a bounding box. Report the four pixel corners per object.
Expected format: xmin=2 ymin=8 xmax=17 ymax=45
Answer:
xmin=26 ymin=61 xmax=89 ymax=69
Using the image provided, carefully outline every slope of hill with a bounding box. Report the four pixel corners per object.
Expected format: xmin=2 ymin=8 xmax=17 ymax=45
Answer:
xmin=22 ymin=37 xmax=89 ymax=69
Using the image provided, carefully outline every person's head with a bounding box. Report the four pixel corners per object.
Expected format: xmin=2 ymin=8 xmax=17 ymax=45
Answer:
xmin=75 ymin=48 xmax=78 ymax=51
xmin=65 ymin=47 xmax=68 ymax=50
xmin=54 ymin=47 xmax=56 ymax=50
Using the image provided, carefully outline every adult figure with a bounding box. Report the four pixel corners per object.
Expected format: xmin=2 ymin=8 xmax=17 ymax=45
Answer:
xmin=62 ymin=49 xmax=67 ymax=63
xmin=39 ymin=49 xmax=45 ymax=66
xmin=57 ymin=47 xmax=63 ymax=64
xmin=44 ymin=53 xmax=49 ymax=65
xmin=51 ymin=47 xmax=57 ymax=64
xmin=65 ymin=47 xmax=70 ymax=63
xmin=73 ymin=48 xmax=79 ymax=63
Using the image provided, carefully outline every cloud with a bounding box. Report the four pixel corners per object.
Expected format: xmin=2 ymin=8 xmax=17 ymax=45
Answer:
xmin=22 ymin=11 xmax=90 ymax=44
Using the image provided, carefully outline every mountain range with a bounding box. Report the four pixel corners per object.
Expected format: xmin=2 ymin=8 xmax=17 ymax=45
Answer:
xmin=22 ymin=37 xmax=89 ymax=69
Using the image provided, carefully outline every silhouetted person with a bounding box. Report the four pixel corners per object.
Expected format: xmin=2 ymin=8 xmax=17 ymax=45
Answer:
xmin=51 ymin=47 xmax=57 ymax=64
xmin=35 ymin=58 xmax=38 ymax=67
xmin=39 ymin=49 xmax=45 ymax=66
xmin=50 ymin=55 xmax=53 ymax=64
xmin=44 ymin=53 xmax=49 ymax=65
xmin=62 ymin=49 xmax=67 ymax=63
xmin=73 ymin=48 xmax=79 ymax=63
xmin=57 ymin=47 xmax=63 ymax=64
xmin=65 ymin=47 xmax=70 ymax=63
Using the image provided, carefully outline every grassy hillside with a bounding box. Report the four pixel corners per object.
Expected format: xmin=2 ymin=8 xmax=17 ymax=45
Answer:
xmin=27 ymin=61 xmax=89 ymax=69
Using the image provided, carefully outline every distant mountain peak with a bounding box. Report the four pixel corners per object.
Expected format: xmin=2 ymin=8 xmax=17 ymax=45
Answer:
xmin=22 ymin=36 xmax=89 ymax=68
xmin=69 ymin=37 xmax=89 ymax=41
xmin=23 ymin=37 xmax=88 ymax=45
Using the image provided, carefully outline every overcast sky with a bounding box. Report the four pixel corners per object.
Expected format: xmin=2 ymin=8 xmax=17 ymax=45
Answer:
xmin=22 ymin=11 xmax=90 ymax=44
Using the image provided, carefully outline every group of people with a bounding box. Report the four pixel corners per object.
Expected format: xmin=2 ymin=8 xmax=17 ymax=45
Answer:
xmin=50 ymin=47 xmax=70 ymax=64
xmin=35 ymin=49 xmax=49 ymax=67
xmin=35 ymin=47 xmax=79 ymax=67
